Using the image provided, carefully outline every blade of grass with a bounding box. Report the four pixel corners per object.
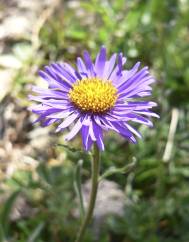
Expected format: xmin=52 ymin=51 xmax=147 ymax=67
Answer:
xmin=27 ymin=222 xmax=45 ymax=242
xmin=0 ymin=190 xmax=20 ymax=236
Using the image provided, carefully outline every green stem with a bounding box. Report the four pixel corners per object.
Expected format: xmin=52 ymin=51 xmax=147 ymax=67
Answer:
xmin=75 ymin=144 xmax=100 ymax=242
xmin=74 ymin=159 xmax=85 ymax=220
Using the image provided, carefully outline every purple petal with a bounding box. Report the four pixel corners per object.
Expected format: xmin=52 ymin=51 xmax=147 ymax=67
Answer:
xmin=28 ymin=95 xmax=67 ymax=102
xmin=51 ymin=63 xmax=76 ymax=86
xmin=110 ymin=53 xmax=127 ymax=84
xmin=126 ymin=101 xmax=157 ymax=109
xmin=109 ymin=122 xmax=137 ymax=143
xmin=32 ymin=86 xmax=68 ymax=99
xmin=112 ymin=101 xmax=157 ymax=115
xmin=134 ymin=110 xmax=160 ymax=118
xmin=126 ymin=113 xmax=153 ymax=126
xmin=125 ymin=123 xmax=142 ymax=138
xmin=85 ymin=135 xmax=93 ymax=151
xmin=117 ymin=53 xmax=126 ymax=76
xmin=117 ymin=67 xmax=149 ymax=93
xmin=46 ymin=110 xmax=74 ymax=119
xmin=29 ymin=104 xmax=52 ymax=113
xmin=93 ymin=115 xmax=109 ymax=130
xmin=98 ymin=117 xmax=118 ymax=130
xmin=76 ymin=57 xmax=88 ymax=78
xmin=117 ymin=67 xmax=155 ymax=100
xmin=102 ymin=53 xmax=117 ymax=80
xmin=81 ymin=118 xmax=93 ymax=151
xmin=56 ymin=112 xmax=79 ymax=131
xmin=89 ymin=122 xmax=96 ymax=141
xmin=64 ymin=117 xmax=83 ymax=141
xmin=92 ymin=121 xmax=104 ymax=150
xmin=32 ymin=108 xmax=62 ymax=123
xmin=38 ymin=70 xmax=68 ymax=91
xmin=135 ymin=91 xmax=152 ymax=97
xmin=28 ymin=96 xmax=70 ymax=109
xmin=44 ymin=66 xmax=71 ymax=90
xmin=83 ymin=50 xmax=95 ymax=77
xmin=42 ymin=118 xmax=59 ymax=126
xmin=94 ymin=46 xmax=106 ymax=78
xmin=118 ymin=87 xmax=152 ymax=99
xmin=60 ymin=62 xmax=82 ymax=80
xmin=115 ymin=62 xmax=141 ymax=88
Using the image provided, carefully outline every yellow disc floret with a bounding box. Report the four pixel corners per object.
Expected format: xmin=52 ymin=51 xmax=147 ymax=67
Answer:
xmin=69 ymin=78 xmax=118 ymax=113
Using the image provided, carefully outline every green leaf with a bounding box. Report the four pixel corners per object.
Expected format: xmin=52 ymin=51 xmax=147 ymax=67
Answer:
xmin=56 ymin=144 xmax=92 ymax=157
xmin=99 ymin=159 xmax=137 ymax=182
xmin=27 ymin=222 xmax=45 ymax=242
xmin=0 ymin=223 xmax=5 ymax=242
xmin=36 ymin=163 xmax=52 ymax=186
xmin=0 ymin=190 xmax=20 ymax=236
xmin=56 ymin=144 xmax=83 ymax=153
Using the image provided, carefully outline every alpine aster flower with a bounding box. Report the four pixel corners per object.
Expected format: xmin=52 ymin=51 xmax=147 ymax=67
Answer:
xmin=29 ymin=46 xmax=159 ymax=151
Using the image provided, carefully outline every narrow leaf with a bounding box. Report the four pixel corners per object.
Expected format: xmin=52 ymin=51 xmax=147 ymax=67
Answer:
xmin=99 ymin=159 xmax=137 ymax=182
xmin=0 ymin=190 xmax=20 ymax=235
xmin=27 ymin=222 xmax=45 ymax=242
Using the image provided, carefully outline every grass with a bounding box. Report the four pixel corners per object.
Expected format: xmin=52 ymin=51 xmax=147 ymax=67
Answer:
xmin=0 ymin=0 xmax=189 ymax=241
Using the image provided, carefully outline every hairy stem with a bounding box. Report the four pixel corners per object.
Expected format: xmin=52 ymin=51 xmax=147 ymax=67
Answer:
xmin=75 ymin=144 xmax=100 ymax=242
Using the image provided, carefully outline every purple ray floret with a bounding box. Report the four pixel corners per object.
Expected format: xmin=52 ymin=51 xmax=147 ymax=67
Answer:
xmin=29 ymin=46 xmax=159 ymax=151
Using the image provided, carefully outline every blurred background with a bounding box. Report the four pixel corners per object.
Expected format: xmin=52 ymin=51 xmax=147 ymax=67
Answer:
xmin=0 ymin=0 xmax=189 ymax=241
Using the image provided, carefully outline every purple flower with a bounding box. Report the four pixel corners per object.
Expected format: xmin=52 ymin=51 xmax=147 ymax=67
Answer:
xmin=29 ymin=46 xmax=159 ymax=151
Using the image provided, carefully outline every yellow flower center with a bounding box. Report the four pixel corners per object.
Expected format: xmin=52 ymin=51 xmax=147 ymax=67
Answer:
xmin=69 ymin=78 xmax=118 ymax=113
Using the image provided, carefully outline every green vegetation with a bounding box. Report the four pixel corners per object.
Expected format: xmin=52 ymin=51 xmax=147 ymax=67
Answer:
xmin=0 ymin=0 xmax=189 ymax=241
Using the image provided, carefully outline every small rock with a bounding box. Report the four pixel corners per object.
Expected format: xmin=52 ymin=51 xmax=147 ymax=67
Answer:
xmin=82 ymin=179 xmax=125 ymax=219
xmin=0 ymin=70 xmax=14 ymax=101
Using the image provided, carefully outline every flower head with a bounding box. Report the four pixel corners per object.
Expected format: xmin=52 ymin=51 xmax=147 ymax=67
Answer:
xmin=29 ymin=46 xmax=159 ymax=151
